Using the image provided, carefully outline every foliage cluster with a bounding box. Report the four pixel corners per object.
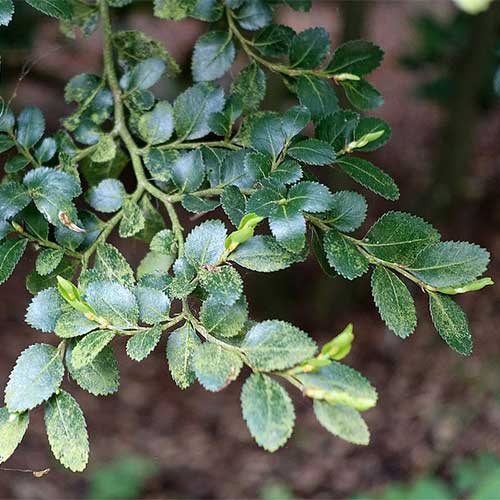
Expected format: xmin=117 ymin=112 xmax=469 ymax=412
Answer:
xmin=0 ymin=0 xmax=492 ymax=472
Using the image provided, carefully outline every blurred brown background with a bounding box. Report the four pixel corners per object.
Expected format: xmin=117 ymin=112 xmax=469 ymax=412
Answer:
xmin=1 ymin=1 xmax=500 ymax=498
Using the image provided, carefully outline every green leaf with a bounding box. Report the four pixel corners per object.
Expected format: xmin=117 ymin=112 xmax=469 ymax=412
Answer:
xmin=336 ymin=157 xmax=399 ymax=201
xmin=24 ymin=0 xmax=72 ymax=19
xmin=323 ymin=191 xmax=367 ymax=233
xmin=36 ymin=248 xmax=64 ymax=276
xmin=134 ymin=286 xmax=170 ymax=324
xmin=229 ymin=235 xmax=306 ymax=272
xmin=26 ymin=257 xmax=76 ymax=295
xmin=0 ymin=182 xmax=31 ymax=221
xmin=0 ymin=135 xmax=15 ymax=154
xmin=281 ymin=105 xmax=310 ymax=139
xmin=233 ymin=0 xmax=272 ymax=30
xmin=429 ymin=292 xmax=472 ymax=355
xmin=143 ymin=148 xmax=177 ymax=182
xmin=0 ymin=0 xmax=14 ymax=26
xmin=352 ymin=117 xmax=391 ymax=152
xmin=269 ymin=209 xmax=306 ymax=253
xmin=313 ymin=400 xmax=369 ymax=445
xmin=23 ymin=167 xmax=81 ymax=226
xmin=371 ymin=267 xmax=417 ymax=338
xmin=71 ymin=330 xmax=115 ymax=369
xmin=250 ymin=115 xmax=286 ymax=160
xmin=200 ymin=296 xmax=248 ymax=338
xmin=287 ymin=139 xmax=335 ymax=166
xmin=153 ymin=0 xmax=195 ymax=20
xmin=316 ymin=110 xmax=359 ymax=152
xmin=16 ymin=106 xmax=45 ymax=148
xmin=191 ymin=0 xmax=223 ymax=21
xmin=296 ymin=362 xmax=378 ymax=411
xmin=231 ymin=62 xmax=266 ymax=112
xmin=363 ymin=211 xmax=441 ymax=266
xmin=119 ymin=198 xmax=145 ymax=238
xmin=297 ymin=75 xmax=339 ymax=121
xmin=54 ymin=310 xmax=96 ymax=338
xmin=0 ymin=239 xmax=27 ymax=285
xmin=138 ymin=101 xmax=174 ymax=145
xmin=340 ymin=79 xmax=384 ymax=110
xmin=170 ymin=150 xmax=205 ymax=192
xmin=311 ymin=227 xmax=337 ymax=278
xmin=45 ymin=390 xmax=89 ymax=472
xmin=26 ymin=287 xmax=65 ymax=333
xmin=35 ymin=137 xmax=57 ymax=163
xmin=289 ymin=27 xmax=330 ymax=69
xmin=192 ymin=30 xmax=235 ymax=82
xmin=323 ymin=230 xmax=368 ymax=280
xmin=90 ymin=134 xmax=116 ymax=164
xmin=126 ymin=324 xmax=162 ymax=362
xmin=199 ymin=265 xmax=243 ymax=305
xmin=254 ymin=24 xmax=295 ymax=58
xmin=5 ymin=155 xmax=29 ymax=174
xmin=287 ymin=181 xmax=334 ymax=213
xmin=242 ymin=320 xmax=317 ymax=371
xmin=0 ymin=407 xmax=29 ymax=464
xmin=221 ymin=185 xmax=247 ymax=227
xmin=135 ymin=195 xmax=165 ymax=244
xmin=94 ymin=243 xmax=135 ymax=287
xmin=269 ymin=159 xmax=302 ymax=186
xmin=85 ymin=281 xmax=139 ymax=328
xmin=408 ymin=242 xmax=490 ymax=288
xmin=246 ymin=184 xmax=285 ymax=217
xmin=241 ymin=373 xmax=295 ymax=452
xmin=166 ymin=323 xmax=200 ymax=389
xmin=174 ymin=82 xmax=225 ymax=140
xmin=122 ymin=58 xmax=165 ymax=91
xmin=326 ymin=40 xmax=383 ymax=76
xmin=66 ymin=342 xmax=119 ymax=396
xmin=182 ymin=194 xmax=220 ymax=213
xmin=193 ymin=343 xmax=242 ymax=391
xmin=184 ymin=219 xmax=227 ymax=268
xmin=150 ymin=229 xmax=176 ymax=255
xmin=5 ymin=344 xmax=64 ymax=413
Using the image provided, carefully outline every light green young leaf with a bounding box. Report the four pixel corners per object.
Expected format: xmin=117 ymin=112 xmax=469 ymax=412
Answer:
xmin=429 ymin=292 xmax=472 ymax=355
xmin=45 ymin=390 xmax=89 ymax=472
xmin=0 ymin=239 xmax=28 ymax=285
xmin=5 ymin=344 xmax=64 ymax=413
xmin=371 ymin=266 xmax=417 ymax=339
xmin=36 ymin=248 xmax=65 ymax=276
xmin=192 ymin=30 xmax=235 ymax=82
xmin=352 ymin=117 xmax=391 ymax=152
xmin=71 ymin=330 xmax=115 ymax=369
xmin=200 ymin=296 xmax=248 ymax=338
xmin=184 ymin=219 xmax=227 ymax=268
xmin=408 ymin=242 xmax=490 ymax=288
xmin=296 ymin=362 xmax=378 ymax=411
xmin=166 ymin=323 xmax=200 ymax=389
xmin=119 ymin=198 xmax=145 ymax=238
xmin=0 ymin=407 xmax=29 ymax=464
xmin=336 ymin=157 xmax=398 ymax=201
xmin=242 ymin=320 xmax=317 ymax=371
xmin=313 ymin=400 xmax=369 ymax=445
xmin=66 ymin=342 xmax=119 ymax=396
xmin=193 ymin=343 xmax=243 ymax=392
xmin=323 ymin=230 xmax=368 ymax=280
xmin=363 ymin=211 xmax=440 ymax=266
xmin=127 ymin=324 xmax=162 ymax=362
xmin=229 ymin=235 xmax=306 ymax=272
xmin=241 ymin=373 xmax=295 ymax=452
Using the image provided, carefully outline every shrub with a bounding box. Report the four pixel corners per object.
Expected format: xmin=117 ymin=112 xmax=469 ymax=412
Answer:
xmin=0 ymin=0 xmax=492 ymax=472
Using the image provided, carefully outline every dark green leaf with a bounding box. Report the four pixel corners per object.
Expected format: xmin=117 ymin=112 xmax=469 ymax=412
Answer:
xmin=0 ymin=239 xmax=28 ymax=285
xmin=241 ymin=373 xmax=295 ymax=452
xmin=287 ymin=139 xmax=335 ymax=166
xmin=297 ymin=75 xmax=339 ymax=121
xmin=231 ymin=62 xmax=266 ymax=112
xmin=16 ymin=105 xmax=44 ymax=148
xmin=192 ymin=31 xmax=235 ymax=82
xmin=281 ymin=105 xmax=310 ymax=139
xmin=429 ymin=292 xmax=472 ymax=355
xmin=323 ymin=230 xmax=368 ymax=280
xmin=340 ymin=79 xmax=384 ymax=111
xmin=287 ymin=181 xmax=334 ymax=213
xmin=353 ymin=117 xmax=391 ymax=152
xmin=316 ymin=110 xmax=359 ymax=152
xmin=336 ymin=156 xmax=399 ymax=201
xmin=326 ymin=40 xmax=383 ymax=76
xmin=200 ymin=296 xmax=248 ymax=338
xmin=269 ymin=208 xmax=306 ymax=253
xmin=221 ymin=185 xmax=246 ymax=227
xmin=170 ymin=150 xmax=205 ymax=192
xmin=143 ymin=148 xmax=177 ymax=182
xmin=5 ymin=155 xmax=29 ymax=174
xmin=289 ymin=27 xmax=329 ymax=69
xmin=134 ymin=286 xmax=170 ymax=325
xmin=138 ymin=101 xmax=174 ymax=145
xmin=182 ymin=194 xmax=220 ymax=213
xmin=122 ymin=58 xmax=165 ymax=91
xmin=254 ymin=24 xmax=295 ymax=58
xmin=234 ymin=0 xmax=272 ymax=30
xmin=324 ymin=191 xmax=367 ymax=233
xmin=184 ymin=219 xmax=227 ymax=268
xmin=0 ymin=182 xmax=31 ymax=221
xmin=371 ymin=267 xmax=416 ymax=338
xmin=311 ymin=227 xmax=337 ymax=278
xmin=36 ymin=248 xmax=65 ymax=276
xmin=199 ymin=265 xmax=243 ymax=305
xmin=24 ymin=0 xmax=72 ymax=19
xmin=250 ymin=115 xmax=286 ymax=160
